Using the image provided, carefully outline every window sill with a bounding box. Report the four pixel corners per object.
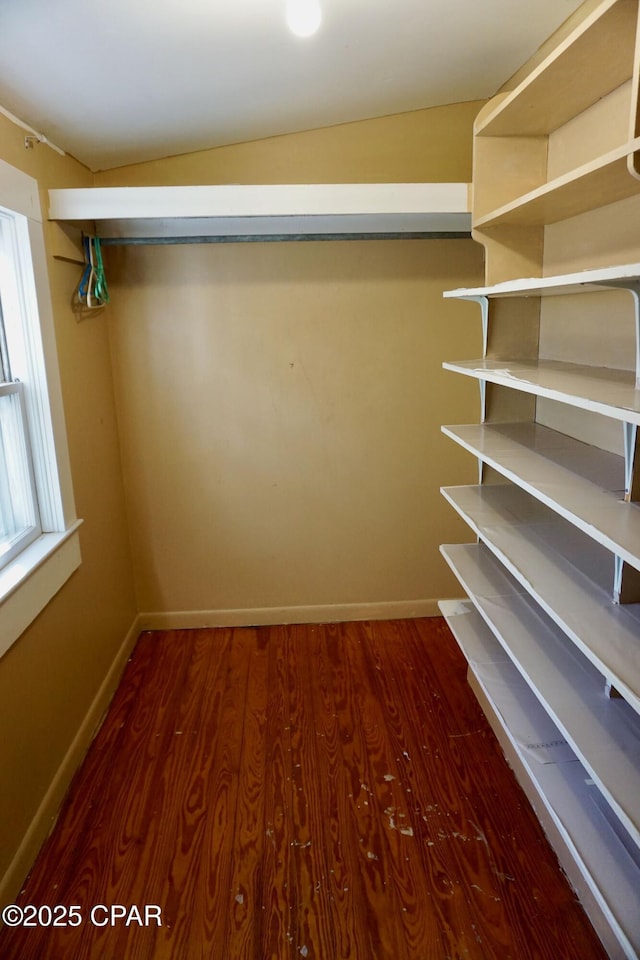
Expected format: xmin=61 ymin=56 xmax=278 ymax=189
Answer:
xmin=0 ymin=521 xmax=83 ymax=658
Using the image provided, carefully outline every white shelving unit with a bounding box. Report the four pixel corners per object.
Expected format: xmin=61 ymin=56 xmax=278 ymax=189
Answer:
xmin=439 ymin=600 xmax=640 ymax=960
xmin=440 ymin=2 xmax=640 ymax=956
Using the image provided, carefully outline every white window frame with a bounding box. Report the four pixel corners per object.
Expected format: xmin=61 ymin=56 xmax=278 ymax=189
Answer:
xmin=0 ymin=379 xmax=41 ymax=564
xmin=0 ymin=159 xmax=81 ymax=657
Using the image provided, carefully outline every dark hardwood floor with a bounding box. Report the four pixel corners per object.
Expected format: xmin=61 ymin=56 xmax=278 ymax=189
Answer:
xmin=0 ymin=618 xmax=609 ymax=959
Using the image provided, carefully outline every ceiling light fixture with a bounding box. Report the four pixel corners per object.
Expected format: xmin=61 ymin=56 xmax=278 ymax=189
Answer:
xmin=286 ymin=0 xmax=322 ymax=37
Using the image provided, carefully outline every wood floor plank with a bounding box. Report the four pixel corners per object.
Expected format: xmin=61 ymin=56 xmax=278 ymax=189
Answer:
xmin=181 ymin=626 xmax=254 ymax=959
xmin=305 ymin=624 xmax=364 ymax=959
xmin=129 ymin=628 xmax=230 ymax=959
xmin=346 ymin=620 xmax=448 ymax=959
xmin=260 ymin=624 xmax=296 ymax=960
xmin=359 ymin=619 xmax=474 ymax=958
xmin=226 ymin=627 xmax=269 ymax=960
xmin=316 ymin=621 xmax=381 ymax=958
xmin=285 ymin=623 xmax=339 ymax=960
xmin=0 ymin=619 xmax=610 ymax=960
xmin=328 ymin=621 xmax=414 ymax=960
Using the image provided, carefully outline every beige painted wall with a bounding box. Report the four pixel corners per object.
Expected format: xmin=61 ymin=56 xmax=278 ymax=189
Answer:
xmin=95 ymin=101 xmax=484 ymax=186
xmin=101 ymin=102 xmax=484 ymax=623
xmin=108 ymin=238 xmax=482 ymax=620
xmin=0 ymin=116 xmax=137 ymax=899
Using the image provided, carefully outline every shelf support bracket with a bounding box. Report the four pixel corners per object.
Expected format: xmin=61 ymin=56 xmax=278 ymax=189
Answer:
xmin=479 ymin=379 xmax=487 ymax=424
xmin=594 ymin=281 xmax=640 ymax=386
xmin=615 ymin=415 xmax=640 ymax=601
xmin=614 ymin=556 xmax=624 ymax=604
xmin=630 ymin=286 xmax=640 ymax=387
xmin=623 ymin=421 xmax=640 ymax=502
xmin=613 ymin=554 xmax=640 ymax=604
xmin=457 ymin=295 xmax=489 ymax=357
xmin=603 ymin=678 xmax=623 ymax=699
xmin=455 ymin=295 xmax=489 ymax=422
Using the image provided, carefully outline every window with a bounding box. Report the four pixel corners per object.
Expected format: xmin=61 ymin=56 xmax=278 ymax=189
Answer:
xmin=0 ymin=159 xmax=81 ymax=657
xmin=0 ymin=229 xmax=42 ymax=567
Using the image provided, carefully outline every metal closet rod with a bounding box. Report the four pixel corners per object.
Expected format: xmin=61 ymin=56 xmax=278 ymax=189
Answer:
xmin=98 ymin=231 xmax=472 ymax=246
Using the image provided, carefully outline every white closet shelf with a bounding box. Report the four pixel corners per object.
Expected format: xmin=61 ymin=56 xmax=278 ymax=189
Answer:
xmin=443 ymin=358 xmax=640 ymax=424
xmin=443 ymin=420 xmax=623 ymax=491
xmin=441 ymin=421 xmax=640 ymax=567
xmin=440 ymin=600 xmax=640 ymax=959
xmin=441 ymin=542 xmax=640 ymax=849
xmin=475 ymin=0 xmax=637 ymax=138
xmin=47 ymin=182 xmax=472 ymax=239
xmin=473 ymin=141 xmax=640 ymax=229
xmin=440 ymin=482 xmax=640 ymax=714
xmin=443 ymin=262 xmax=640 ymax=300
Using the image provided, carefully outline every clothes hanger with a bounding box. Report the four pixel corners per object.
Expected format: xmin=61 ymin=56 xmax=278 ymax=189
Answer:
xmin=77 ymin=236 xmax=109 ymax=308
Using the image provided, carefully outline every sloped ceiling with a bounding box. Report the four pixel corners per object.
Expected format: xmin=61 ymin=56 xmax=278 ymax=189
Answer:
xmin=0 ymin=0 xmax=584 ymax=171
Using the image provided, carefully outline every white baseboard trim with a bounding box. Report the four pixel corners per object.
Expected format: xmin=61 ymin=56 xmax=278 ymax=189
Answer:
xmin=138 ymin=599 xmax=441 ymax=631
xmin=0 ymin=613 xmax=142 ymax=907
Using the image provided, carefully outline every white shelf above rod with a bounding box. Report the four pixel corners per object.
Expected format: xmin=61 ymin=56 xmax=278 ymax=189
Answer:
xmin=48 ymin=182 xmax=472 ymax=242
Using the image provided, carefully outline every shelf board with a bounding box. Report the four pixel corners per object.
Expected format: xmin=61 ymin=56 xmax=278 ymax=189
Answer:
xmin=47 ymin=182 xmax=472 ymax=239
xmin=441 ymin=542 xmax=640 ymax=849
xmin=440 ymin=600 xmax=640 ymax=959
xmin=441 ymin=420 xmax=640 ymax=567
xmin=474 ymin=141 xmax=640 ymax=229
xmin=443 ymin=358 xmax=640 ymax=424
xmin=443 ymin=262 xmax=640 ymax=300
xmin=440 ymin=482 xmax=640 ymax=714
xmin=476 ymin=0 xmax=637 ymax=137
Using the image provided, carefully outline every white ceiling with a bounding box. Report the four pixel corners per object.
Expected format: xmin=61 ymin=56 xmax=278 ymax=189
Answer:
xmin=0 ymin=0 xmax=584 ymax=172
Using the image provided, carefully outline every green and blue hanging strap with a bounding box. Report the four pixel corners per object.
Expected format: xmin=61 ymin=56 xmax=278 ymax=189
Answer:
xmin=91 ymin=235 xmax=109 ymax=306
xmin=77 ymin=236 xmax=93 ymax=303
xmin=78 ymin=236 xmax=109 ymax=308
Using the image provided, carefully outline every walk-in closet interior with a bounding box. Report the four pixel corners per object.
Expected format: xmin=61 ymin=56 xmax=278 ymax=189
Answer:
xmin=0 ymin=1 xmax=638 ymax=957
